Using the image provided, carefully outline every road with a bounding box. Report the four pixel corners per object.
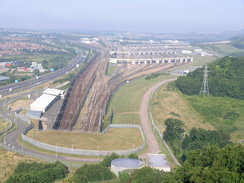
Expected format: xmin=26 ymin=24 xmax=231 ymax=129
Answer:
xmin=0 ymin=50 xmax=85 ymax=97
xmin=1 ymin=98 xmax=99 ymax=163
xmin=139 ymin=78 xmax=177 ymax=159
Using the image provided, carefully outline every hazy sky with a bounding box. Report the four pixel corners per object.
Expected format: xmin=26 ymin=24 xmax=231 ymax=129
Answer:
xmin=0 ymin=0 xmax=244 ymax=33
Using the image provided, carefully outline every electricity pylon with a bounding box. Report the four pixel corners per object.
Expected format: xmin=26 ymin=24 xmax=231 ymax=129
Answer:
xmin=199 ymin=64 xmax=209 ymax=96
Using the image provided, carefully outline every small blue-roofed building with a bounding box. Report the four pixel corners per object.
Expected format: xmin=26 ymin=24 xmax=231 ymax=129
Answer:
xmin=147 ymin=154 xmax=170 ymax=172
xmin=111 ymin=158 xmax=144 ymax=176
xmin=26 ymin=110 xmax=42 ymax=119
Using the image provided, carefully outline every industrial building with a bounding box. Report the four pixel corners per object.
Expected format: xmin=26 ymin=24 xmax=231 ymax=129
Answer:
xmin=111 ymin=158 xmax=144 ymax=176
xmin=109 ymin=43 xmax=193 ymax=64
xmin=147 ymin=154 xmax=170 ymax=172
xmin=43 ymin=88 xmax=65 ymax=97
xmin=30 ymin=94 xmax=58 ymax=112
xmin=29 ymin=88 xmax=64 ymax=113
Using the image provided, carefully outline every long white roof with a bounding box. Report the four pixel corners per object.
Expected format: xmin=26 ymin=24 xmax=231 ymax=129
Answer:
xmin=30 ymin=94 xmax=57 ymax=109
xmin=43 ymin=88 xmax=64 ymax=96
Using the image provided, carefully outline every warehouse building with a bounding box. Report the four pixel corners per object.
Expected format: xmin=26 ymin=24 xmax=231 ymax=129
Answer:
xmin=30 ymin=94 xmax=58 ymax=113
xmin=29 ymin=88 xmax=64 ymax=113
xmin=111 ymin=158 xmax=144 ymax=176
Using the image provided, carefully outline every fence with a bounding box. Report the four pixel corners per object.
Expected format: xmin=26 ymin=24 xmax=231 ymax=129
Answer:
xmin=14 ymin=109 xmax=146 ymax=156
xmin=0 ymin=142 xmax=83 ymax=168
xmin=148 ymin=79 xmax=180 ymax=166
xmin=20 ymin=123 xmax=145 ymax=156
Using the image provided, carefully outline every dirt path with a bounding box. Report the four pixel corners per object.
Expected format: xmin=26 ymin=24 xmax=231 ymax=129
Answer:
xmin=139 ymin=78 xmax=176 ymax=159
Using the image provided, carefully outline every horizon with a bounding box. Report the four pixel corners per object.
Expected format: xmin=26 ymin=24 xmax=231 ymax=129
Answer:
xmin=0 ymin=0 xmax=244 ymax=34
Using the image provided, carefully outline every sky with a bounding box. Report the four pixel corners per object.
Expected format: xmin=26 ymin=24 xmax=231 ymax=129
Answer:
xmin=0 ymin=0 xmax=244 ymax=33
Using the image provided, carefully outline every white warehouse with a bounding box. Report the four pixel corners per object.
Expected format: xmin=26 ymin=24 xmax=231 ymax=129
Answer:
xmin=30 ymin=88 xmax=64 ymax=113
xmin=30 ymin=94 xmax=58 ymax=113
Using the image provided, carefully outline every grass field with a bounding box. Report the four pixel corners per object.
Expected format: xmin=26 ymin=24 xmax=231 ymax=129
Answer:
xmin=151 ymin=83 xmax=215 ymax=134
xmin=0 ymin=54 xmax=58 ymax=63
xmin=26 ymin=127 xmax=143 ymax=151
xmin=106 ymin=63 xmax=117 ymax=76
xmin=151 ymin=83 xmax=244 ymax=140
xmin=187 ymin=96 xmax=244 ymax=139
xmin=108 ymin=75 xmax=176 ymax=114
xmin=0 ymin=120 xmax=9 ymax=131
xmin=192 ymin=55 xmax=217 ymax=65
xmin=113 ymin=113 xmax=140 ymax=125
xmin=213 ymin=44 xmax=243 ymax=53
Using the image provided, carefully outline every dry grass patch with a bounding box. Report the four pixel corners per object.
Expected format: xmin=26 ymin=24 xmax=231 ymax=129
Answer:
xmin=151 ymin=83 xmax=215 ymax=133
xmin=0 ymin=148 xmax=42 ymax=182
xmin=0 ymin=121 xmax=9 ymax=131
xmin=10 ymin=99 xmax=34 ymax=111
xmin=27 ymin=128 xmax=143 ymax=151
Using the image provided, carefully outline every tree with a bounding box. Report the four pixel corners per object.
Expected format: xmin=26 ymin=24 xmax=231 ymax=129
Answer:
xmin=122 ymin=167 xmax=165 ymax=183
xmin=100 ymin=152 xmax=119 ymax=167
xmin=163 ymin=118 xmax=185 ymax=142
xmin=33 ymin=69 xmax=40 ymax=76
xmin=127 ymin=153 xmax=139 ymax=159
xmin=182 ymin=128 xmax=230 ymax=151
xmin=175 ymin=145 xmax=244 ymax=183
xmin=72 ymin=164 xmax=115 ymax=183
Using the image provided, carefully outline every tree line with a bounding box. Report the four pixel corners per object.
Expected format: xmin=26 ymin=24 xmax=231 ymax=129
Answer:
xmin=175 ymin=56 xmax=244 ymax=99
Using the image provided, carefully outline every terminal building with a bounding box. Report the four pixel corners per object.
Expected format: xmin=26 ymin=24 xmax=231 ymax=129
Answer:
xmin=109 ymin=43 xmax=193 ymax=64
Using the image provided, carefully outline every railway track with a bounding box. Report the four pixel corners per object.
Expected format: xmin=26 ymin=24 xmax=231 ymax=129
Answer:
xmin=53 ymin=44 xmax=189 ymax=133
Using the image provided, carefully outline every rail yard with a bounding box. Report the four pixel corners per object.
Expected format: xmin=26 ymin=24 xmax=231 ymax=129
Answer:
xmin=52 ymin=39 xmax=191 ymax=133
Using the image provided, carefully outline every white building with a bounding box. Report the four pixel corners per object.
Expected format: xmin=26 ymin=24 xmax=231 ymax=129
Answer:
xmin=30 ymin=94 xmax=58 ymax=112
xmin=43 ymin=88 xmax=64 ymax=96
xmin=181 ymin=50 xmax=192 ymax=54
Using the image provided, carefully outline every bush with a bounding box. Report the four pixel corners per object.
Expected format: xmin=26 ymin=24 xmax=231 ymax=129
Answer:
xmin=72 ymin=164 xmax=115 ymax=183
xmin=5 ymin=161 xmax=68 ymax=183
xmin=100 ymin=152 xmax=119 ymax=167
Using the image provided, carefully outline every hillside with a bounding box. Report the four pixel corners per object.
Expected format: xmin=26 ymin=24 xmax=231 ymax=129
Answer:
xmin=231 ymin=34 xmax=244 ymax=49
xmin=175 ymin=56 xmax=244 ymax=99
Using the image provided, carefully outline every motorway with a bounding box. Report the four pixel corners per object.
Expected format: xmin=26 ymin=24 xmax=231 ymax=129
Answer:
xmin=0 ymin=50 xmax=86 ymax=97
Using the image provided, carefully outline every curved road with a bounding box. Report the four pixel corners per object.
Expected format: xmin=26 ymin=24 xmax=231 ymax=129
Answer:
xmin=139 ymin=78 xmax=177 ymax=159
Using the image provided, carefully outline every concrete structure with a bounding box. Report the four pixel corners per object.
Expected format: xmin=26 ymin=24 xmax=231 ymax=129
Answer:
xmin=111 ymin=158 xmax=144 ymax=176
xmin=30 ymin=94 xmax=58 ymax=112
xmin=109 ymin=43 xmax=193 ymax=64
xmin=109 ymin=56 xmax=193 ymax=64
xmin=147 ymin=154 xmax=170 ymax=172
